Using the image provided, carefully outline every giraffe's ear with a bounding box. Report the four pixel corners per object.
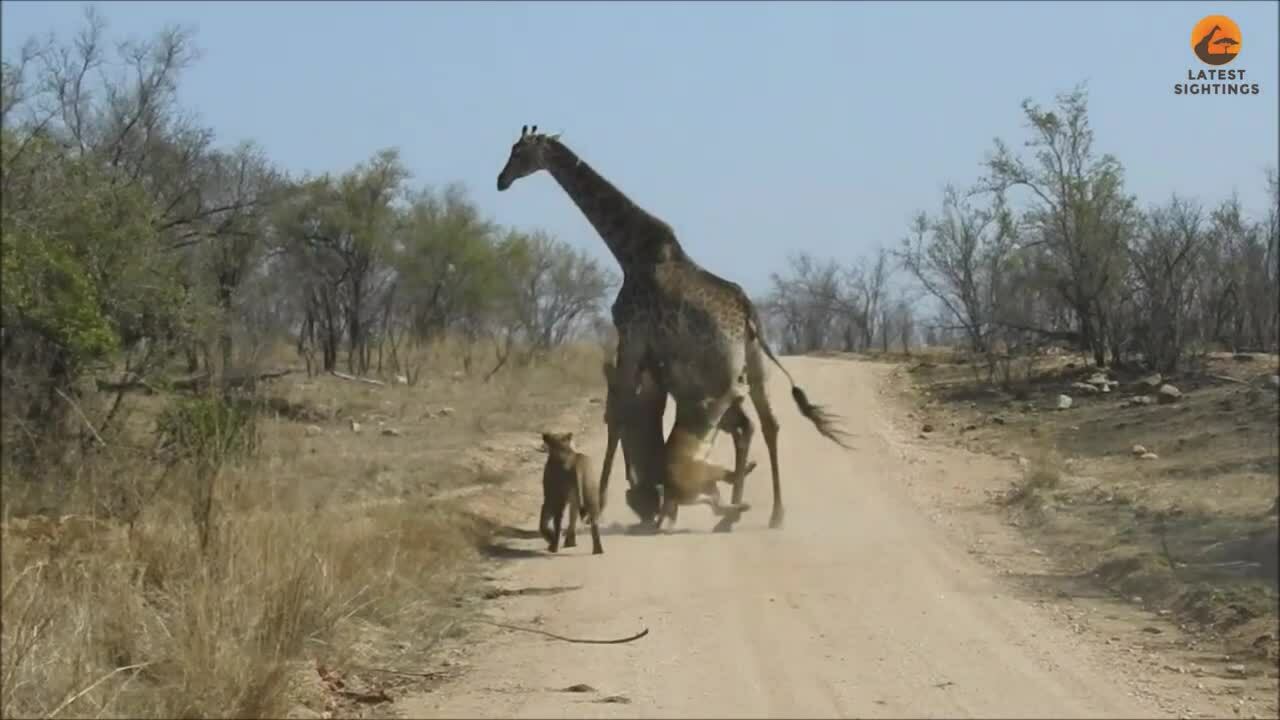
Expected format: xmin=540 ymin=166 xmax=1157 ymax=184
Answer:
xmin=530 ymin=125 xmax=538 ymax=135
xmin=521 ymin=125 xmax=528 ymax=136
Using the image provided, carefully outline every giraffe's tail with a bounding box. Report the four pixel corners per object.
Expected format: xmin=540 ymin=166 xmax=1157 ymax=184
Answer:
xmin=790 ymin=385 xmax=855 ymax=450
xmin=747 ymin=309 xmax=855 ymax=450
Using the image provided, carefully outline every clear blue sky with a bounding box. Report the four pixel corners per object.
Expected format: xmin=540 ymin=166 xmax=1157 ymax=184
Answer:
xmin=3 ymin=1 xmax=1277 ymax=295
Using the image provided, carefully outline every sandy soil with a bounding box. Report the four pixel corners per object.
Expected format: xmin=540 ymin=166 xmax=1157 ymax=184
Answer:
xmin=393 ymin=357 xmax=1266 ymax=719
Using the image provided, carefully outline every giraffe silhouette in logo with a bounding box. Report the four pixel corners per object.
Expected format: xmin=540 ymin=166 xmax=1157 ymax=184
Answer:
xmin=1195 ymin=25 xmax=1239 ymax=66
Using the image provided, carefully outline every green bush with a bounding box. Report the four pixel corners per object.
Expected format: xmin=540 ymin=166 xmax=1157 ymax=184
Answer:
xmin=156 ymin=395 xmax=261 ymax=470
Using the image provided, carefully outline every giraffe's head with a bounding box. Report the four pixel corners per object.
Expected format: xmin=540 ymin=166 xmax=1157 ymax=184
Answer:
xmin=497 ymin=125 xmax=557 ymax=191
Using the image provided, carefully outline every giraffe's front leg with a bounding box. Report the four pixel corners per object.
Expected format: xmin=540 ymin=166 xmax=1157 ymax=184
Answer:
xmin=616 ymin=335 xmax=661 ymax=526
xmin=599 ymin=425 xmax=619 ymax=515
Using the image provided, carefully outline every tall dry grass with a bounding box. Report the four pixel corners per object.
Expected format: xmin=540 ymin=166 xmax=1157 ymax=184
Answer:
xmin=1 ymin=339 xmax=605 ymax=718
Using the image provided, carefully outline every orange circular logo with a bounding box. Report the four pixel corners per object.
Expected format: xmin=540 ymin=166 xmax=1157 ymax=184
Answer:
xmin=1190 ymin=15 xmax=1242 ymax=65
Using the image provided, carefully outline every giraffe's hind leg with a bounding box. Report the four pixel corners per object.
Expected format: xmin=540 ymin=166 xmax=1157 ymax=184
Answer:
xmin=712 ymin=400 xmax=755 ymax=533
xmin=723 ymin=400 xmax=755 ymax=505
xmin=745 ymin=348 xmax=784 ymax=530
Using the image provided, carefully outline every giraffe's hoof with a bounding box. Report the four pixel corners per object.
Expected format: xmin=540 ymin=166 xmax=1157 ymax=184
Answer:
xmin=769 ymin=508 xmax=785 ymax=529
xmin=713 ymin=505 xmax=748 ymax=533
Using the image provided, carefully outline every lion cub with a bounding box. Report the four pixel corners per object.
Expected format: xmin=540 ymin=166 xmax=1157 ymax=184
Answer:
xmin=658 ymin=453 xmax=758 ymax=530
xmin=540 ymin=431 xmax=604 ymax=555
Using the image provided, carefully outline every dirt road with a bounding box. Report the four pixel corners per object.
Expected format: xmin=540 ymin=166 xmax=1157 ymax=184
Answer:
xmin=398 ymin=357 xmax=1172 ymax=718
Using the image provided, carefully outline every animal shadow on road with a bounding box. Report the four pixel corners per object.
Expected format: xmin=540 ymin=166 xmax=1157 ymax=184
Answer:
xmin=481 ymin=525 xmax=551 ymax=560
xmin=494 ymin=525 xmax=544 ymax=540
xmin=481 ymin=540 xmax=548 ymax=560
xmin=483 ymin=584 xmax=583 ymax=600
xmin=599 ymin=522 xmax=693 ymax=537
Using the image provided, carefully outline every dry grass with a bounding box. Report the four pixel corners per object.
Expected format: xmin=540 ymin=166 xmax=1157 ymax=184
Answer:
xmin=899 ymin=348 xmax=1279 ymax=663
xmin=1 ymin=338 xmax=606 ymax=719
xmin=995 ymin=439 xmax=1064 ymax=520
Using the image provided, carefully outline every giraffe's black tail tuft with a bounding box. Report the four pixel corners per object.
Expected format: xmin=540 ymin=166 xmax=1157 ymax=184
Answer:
xmin=790 ymin=386 xmax=855 ymax=450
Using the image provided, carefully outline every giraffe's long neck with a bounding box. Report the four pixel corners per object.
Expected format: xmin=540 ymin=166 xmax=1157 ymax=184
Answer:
xmin=542 ymin=139 xmax=684 ymax=271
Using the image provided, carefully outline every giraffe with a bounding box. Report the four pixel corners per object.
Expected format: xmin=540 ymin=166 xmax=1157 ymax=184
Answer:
xmin=498 ymin=124 xmax=748 ymax=525
xmin=496 ymin=126 xmax=852 ymax=530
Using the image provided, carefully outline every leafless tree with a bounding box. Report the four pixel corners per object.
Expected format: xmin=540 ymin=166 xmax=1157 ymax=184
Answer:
xmin=981 ymin=84 xmax=1138 ymax=366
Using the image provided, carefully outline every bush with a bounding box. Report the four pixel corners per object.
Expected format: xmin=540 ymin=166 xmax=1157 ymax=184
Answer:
xmin=155 ymin=394 xmax=261 ymax=551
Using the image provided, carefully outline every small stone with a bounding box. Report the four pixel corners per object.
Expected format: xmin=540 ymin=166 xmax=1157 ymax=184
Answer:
xmin=922 ymin=423 xmax=934 ymax=433
xmin=440 ymin=406 xmax=456 ymax=416
xmin=1072 ymin=382 xmax=1102 ymax=395
xmin=1226 ymin=663 xmax=1247 ymax=676
xmin=1129 ymin=395 xmax=1157 ymax=407
xmin=1142 ymin=626 xmax=1163 ymax=634
xmin=381 ymin=427 xmax=402 ymax=437
xmin=305 ymin=425 xmax=323 ymax=437
xmin=1056 ymin=395 xmax=1073 ymax=410
xmin=1157 ymin=384 xmax=1183 ymax=404
xmin=1269 ymin=375 xmax=1279 ymax=388
xmin=395 ymin=374 xmax=409 ymax=385
xmin=350 ymin=419 xmax=362 ymax=433
xmin=991 ymin=416 xmax=1007 ymax=425
xmin=596 ymin=695 xmax=632 ymax=704
xmin=1140 ymin=452 xmax=1159 ymax=460
xmin=562 ymin=683 xmax=596 ymax=693
xmin=1137 ymin=373 xmax=1164 ymax=390
xmin=1132 ymin=444 xmax=1148 ymax=456
xmin=1087 ymin=373 xmax=1110 ymax=386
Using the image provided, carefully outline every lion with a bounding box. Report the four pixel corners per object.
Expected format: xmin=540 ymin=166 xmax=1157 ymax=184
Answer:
xmin=657 ymin=396 xmax=757 ymax=530
xmin=540 ymin=431 xmax=604 ymax=555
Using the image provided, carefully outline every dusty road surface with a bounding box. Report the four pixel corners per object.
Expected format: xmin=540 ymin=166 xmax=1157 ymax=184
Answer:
xmin=399 ymin=357 xmax=1171 ymax=719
